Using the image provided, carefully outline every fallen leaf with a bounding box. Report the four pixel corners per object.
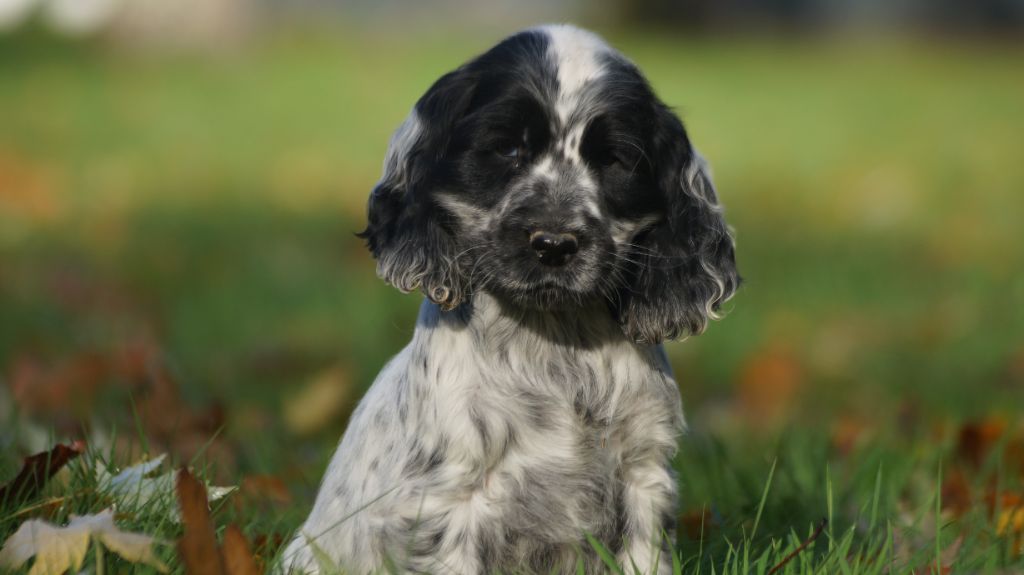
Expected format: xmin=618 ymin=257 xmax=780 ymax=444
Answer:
xmin=0 ymin=508 xmax=168 ymax=575
xmin=8 ymin=347 xmax=150 ymax=418
xmin=283 ymin=364 xmax=354 ymax=436
xmin=955 ymin=416 xmax=1024 ymax=478
xmin=11 ymin=350 xmax=238 ymax=482
xmin=996 ymin=500 xmax=1024 ymax=558
xmin=239 ymin=474 xmax=292 ymax=507
xmin=988 ymin=491 xmax=1024 ymax=515
xmin=76 ymin=512 xmax=169 ymax=569
xmin=0 ymin=515 xmax=91 ymax=575
xmin=0 ymin=441 xmax=85 ymax=505
xmin=735 ymin=345 xmax=804 ymax=428
xmin=940 ymin=467 xmax=972 ymax=518
xmin=222 ymin=525 xmax=261 ymax=575
xmin=134 ymin=363 xmax=236 ymax=480
xmin=251 ymin=533 xmax=285 ymax=564
xmin=177 ymin=467 xmax=225 ymax=575
xmin=831 ymin=415 xmax=870 ymax=457
xmin=176 ymin=470 xmax=264 ymax=574
xmin=678 ymin=506 xmax=720 ymax=541
xmin=96 ymin=454 xmax=235 ymax=522
xmin=957 ymin=416 xmax=1008 ymax=468
xmin=100 ymin=454 xmax=167 ymax=494
xmin=0 ymin=150 xmax=64 ymax=223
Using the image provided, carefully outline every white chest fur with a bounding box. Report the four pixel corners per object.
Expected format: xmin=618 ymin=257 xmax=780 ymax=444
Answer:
xmin=284 ymin=294 xmax=685 ymax=574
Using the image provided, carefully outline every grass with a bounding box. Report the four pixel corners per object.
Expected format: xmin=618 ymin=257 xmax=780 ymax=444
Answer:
xmin=2 ymin=429 xmax=1017 ymax=573
xmin=1 ymin=25 xmax=1023 ymax=573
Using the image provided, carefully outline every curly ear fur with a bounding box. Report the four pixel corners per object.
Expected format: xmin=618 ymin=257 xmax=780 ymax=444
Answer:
xmin=358 ymin=69 xmax=477 ymax=310
xmin=615 ymin=106 xmax=740 ymax=343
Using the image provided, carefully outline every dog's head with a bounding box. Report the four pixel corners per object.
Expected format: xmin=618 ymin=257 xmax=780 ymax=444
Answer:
xmin=359 ymin=25 xmax=739 ymax=343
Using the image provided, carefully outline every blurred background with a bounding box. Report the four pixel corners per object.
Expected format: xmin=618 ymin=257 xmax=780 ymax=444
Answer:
xmin=1 ymin=0 xmax=1023 ymax=562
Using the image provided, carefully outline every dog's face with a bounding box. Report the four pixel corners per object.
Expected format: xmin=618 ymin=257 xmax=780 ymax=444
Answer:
xmin=360 ymin=25 xmax=739 ymax=343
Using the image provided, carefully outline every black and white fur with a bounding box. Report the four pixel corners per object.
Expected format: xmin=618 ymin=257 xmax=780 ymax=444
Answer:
xmin=282 ymin=25 xmax=739 ymax=574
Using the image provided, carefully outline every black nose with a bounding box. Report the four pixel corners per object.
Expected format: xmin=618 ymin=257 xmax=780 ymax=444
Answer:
xmin=529 ymin=230 xmax=579 ymax=267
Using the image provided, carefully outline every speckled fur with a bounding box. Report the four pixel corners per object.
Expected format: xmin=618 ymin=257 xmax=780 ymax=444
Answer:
xmin=282 ymin=24 xmax=738 ymax=574
xmin=283 ymin=294 xmax=682 ymax=573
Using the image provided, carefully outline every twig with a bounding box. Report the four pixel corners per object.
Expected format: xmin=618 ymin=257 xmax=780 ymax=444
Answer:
xmin=1 ymin=496 xmax=69 ymax=521
xmin=767 ymin=518 xmax=829 ymax=575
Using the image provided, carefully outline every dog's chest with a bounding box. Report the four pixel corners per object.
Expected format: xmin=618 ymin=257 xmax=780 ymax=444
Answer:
xmin=417 ymin=323 xmax=665 ymax=534
xmin=425 ymin=325 xmax=648 ymax=452
xmin=489 ymin=395 xmax=626 ymax=545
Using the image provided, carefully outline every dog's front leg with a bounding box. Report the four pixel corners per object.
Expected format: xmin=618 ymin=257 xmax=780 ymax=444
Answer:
xmin=614 ymin=389 xmax=681 ymax=575
xmin=402 ymin=496 xmax=489 ymax=575
xmin=616 ymin=459 xmax=676 ymax=575
xmin=422 ymin=535 xmax=482 ymax=575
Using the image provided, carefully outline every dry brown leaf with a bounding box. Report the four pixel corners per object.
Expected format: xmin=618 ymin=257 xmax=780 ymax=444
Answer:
xmin=735 ymin=345 xmax=804 ymax=427
xmin=0 ymin=441 xmax=85 ymax=505
xmin=251 ymin=533 xmax=286 ymax=565
xmin=988 ymin=491 xmax=1024 ymax=514
xmin=12 ymin=350 xmax=236 ymax=480
xmin=239 ymin=474 xmax=292 ymax=506
xmin=956 ymin=416 xmax=1024 ymax=480
xmin=830 ymin=415 xmax=871 ymax=457
xmin=222 ymin=525 xmax=261 ymax=575
xmin=957 ymin=416 xmax=1009 ymax=468
xmin=176 ymin=468 xmax=225 ymax=575
xmin=940 ymin=467 xmax=973 ymax=518
xmin=678 ymin=507 xmax=719 ymax=541
xmin=135 ymin=363 xmax=236 ymax=481
xmin=0 ymin=150 xmax=64 ymax=222
xmin=176 ymin=469 xmax=262 ymax=574
xmin=9 ymin=353 xmax=134 ymax=419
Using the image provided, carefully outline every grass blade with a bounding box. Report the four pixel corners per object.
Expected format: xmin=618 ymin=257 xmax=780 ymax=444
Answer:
xmin=586 ymin=533 xmax=625 ymax=575
xmin=750 ymin=458 xmax=778 ymax=543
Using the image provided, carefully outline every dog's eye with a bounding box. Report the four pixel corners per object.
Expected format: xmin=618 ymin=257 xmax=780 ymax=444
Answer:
xmin=608 ymin=147 xmax=644 ymax=171
xmin=497 ymin=145 xmax=521 ymax=159
xmin=493 ymin=128 xmax=529 ymax=162
xmin=594 ymin=148 xmax=627 ymax=168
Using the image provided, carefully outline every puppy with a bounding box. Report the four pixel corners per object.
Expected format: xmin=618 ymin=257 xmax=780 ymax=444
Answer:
xmin=282 ymin=24 xmax=739 ymax=574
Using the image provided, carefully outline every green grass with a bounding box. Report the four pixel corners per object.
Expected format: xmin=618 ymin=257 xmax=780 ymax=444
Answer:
xmin=1 ymin=26 xmax=1023 ymax=573
xmin=1 ymin=428 xmax=1017 ymax=573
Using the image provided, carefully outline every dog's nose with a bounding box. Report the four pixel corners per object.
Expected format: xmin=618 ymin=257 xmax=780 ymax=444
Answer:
xmin=529 ymin=230 xmax=579 ymax=267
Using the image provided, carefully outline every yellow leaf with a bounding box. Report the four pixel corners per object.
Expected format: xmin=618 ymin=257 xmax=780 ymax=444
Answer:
xmin=0 ymin=519 xmax=89 ymax=575
xmin=283 ymin=365 xmax=353 ymax=436
xmin=0 ymin=509 xmax=168 ymax=574
xmin=997 ymin=505 xmax=1024 ymax=558
xmin=997 ymin=506 xmax=1024 ymax=536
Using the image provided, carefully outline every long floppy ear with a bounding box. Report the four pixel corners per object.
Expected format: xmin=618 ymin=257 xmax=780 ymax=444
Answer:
xmin=358 ymin=68 xmax=477 ymax=310
xmin=615 ymin=105 xmax=740 ymax=343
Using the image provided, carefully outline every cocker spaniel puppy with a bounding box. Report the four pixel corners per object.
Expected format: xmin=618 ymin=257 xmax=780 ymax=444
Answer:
xmin=283 ymin=24 xmax=739 ymax=575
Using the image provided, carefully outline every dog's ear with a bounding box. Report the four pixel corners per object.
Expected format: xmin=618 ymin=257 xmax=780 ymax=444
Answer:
xmin=358 ymin=68 xmax=477 ymax=310
xmin=615 ymin=105 xmax=740 ymax=343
